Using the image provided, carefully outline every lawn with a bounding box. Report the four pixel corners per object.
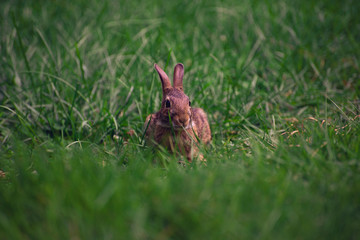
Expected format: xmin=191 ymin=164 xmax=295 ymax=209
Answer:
xmin=1 ymin=0 xmax=360 ymax=239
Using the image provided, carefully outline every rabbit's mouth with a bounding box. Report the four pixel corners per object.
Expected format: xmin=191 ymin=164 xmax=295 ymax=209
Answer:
xmin=157 ymin=120 xmax=193 ymax=130
xmin=173 ymin=122 xmax=192 ymax=130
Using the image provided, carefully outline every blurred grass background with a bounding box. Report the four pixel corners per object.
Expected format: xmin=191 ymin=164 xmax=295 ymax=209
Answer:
xmin=1 ymin=0 xmax=360 ymax=239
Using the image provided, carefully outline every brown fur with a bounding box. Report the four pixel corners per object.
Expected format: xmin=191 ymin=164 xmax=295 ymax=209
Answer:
xmin=144 ymin=63 xmax=211 ymax=161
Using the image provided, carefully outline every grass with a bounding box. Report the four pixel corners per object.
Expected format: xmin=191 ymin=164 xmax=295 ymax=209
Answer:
xmin=1 ymin=0 xmax=360 ymax=239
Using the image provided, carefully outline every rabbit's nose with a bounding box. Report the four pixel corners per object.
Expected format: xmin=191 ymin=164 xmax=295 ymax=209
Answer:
xmin=179 ymin=118 xmax=189 ymax=127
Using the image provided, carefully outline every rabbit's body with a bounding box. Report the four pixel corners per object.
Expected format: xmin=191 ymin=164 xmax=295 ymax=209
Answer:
xmin=144 ymin=63 xmax=211 ymax=161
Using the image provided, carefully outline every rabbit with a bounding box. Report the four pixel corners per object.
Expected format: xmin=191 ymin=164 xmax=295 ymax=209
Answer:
xmin=144 ymin=63 xmax=211 ymax=162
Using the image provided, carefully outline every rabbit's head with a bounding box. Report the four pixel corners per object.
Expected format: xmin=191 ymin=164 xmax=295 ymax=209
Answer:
xmin=155 ymin=63 xmax=192 ymax=129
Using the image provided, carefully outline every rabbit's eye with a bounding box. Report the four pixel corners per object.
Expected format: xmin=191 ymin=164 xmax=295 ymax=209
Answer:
xmin=165 ymin=100 xmax=171 ymax=108
xmin=189 ymin=101 xmax=191 ymax=106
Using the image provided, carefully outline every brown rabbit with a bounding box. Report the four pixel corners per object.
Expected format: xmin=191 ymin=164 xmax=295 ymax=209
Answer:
xmin=144 ymin=63 xmax=211 ymax=162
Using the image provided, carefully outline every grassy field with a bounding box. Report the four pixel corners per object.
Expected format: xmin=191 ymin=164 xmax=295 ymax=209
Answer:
xmin=1 ymin=0 xmax=360 ymax=239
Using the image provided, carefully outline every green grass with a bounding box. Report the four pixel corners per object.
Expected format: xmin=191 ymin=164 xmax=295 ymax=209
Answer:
xmin=1 ymin=0 xmax=360 ymax=239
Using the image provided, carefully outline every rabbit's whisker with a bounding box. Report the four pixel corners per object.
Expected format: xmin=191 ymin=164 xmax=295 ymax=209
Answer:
xmin=156 ymin=121 xmax=193 ymax=130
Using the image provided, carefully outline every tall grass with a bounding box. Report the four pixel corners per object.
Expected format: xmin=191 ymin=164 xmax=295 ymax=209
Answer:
xmin=1 ymin=0 xmax=360 ymax=239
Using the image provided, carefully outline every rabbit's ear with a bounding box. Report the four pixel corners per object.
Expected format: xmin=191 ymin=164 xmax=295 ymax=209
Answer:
xmin=154 ymin=63 xmax=172 ymax=92
xmin=173 ymin=63 xmax=184 ymax=91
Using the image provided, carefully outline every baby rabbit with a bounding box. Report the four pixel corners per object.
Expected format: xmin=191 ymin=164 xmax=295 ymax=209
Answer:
xmin=144 ymin=63 xmax=211 ymax=162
